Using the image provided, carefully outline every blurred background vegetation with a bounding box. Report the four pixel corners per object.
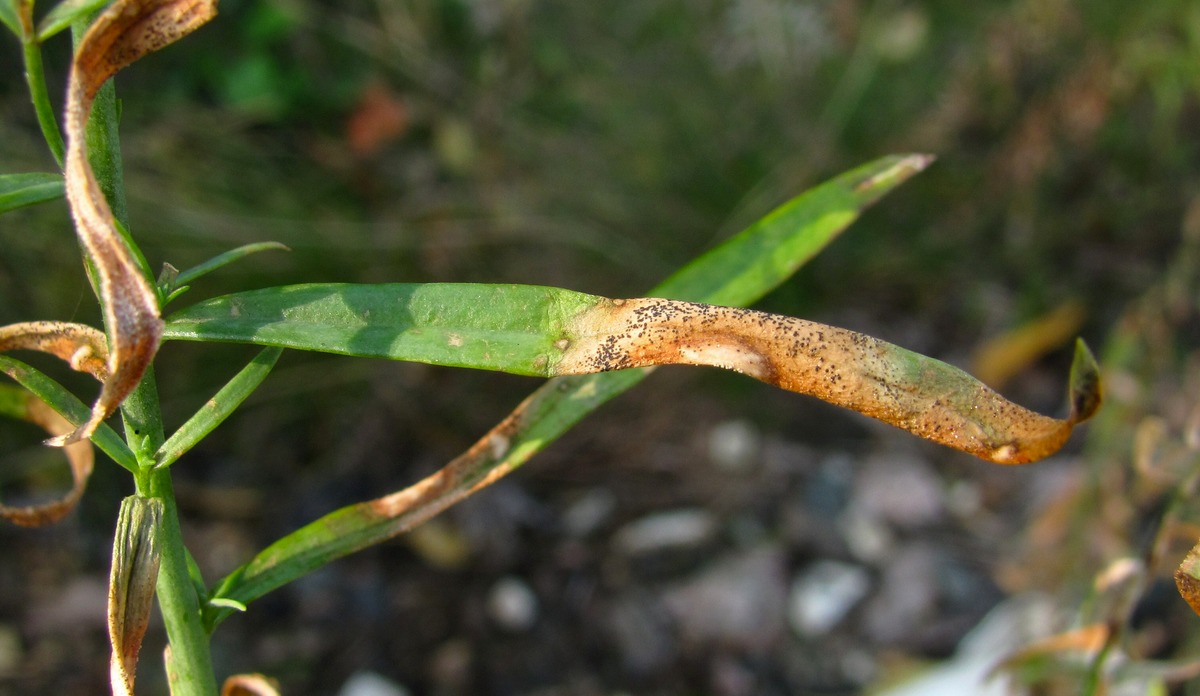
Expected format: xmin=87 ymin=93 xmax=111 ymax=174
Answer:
xmin=2 ymin=0 xmax=1200 ymax=694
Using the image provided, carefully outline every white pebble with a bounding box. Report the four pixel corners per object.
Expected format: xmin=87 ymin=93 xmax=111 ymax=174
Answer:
xmin=487 ymin=576 xmax=539 ymax=632
xmin=708 ymin=418 xmax=762 ymax=472
xmin=788 ymin=560 xmax=872 ymax=637
xmin=337 ymin=671 xmax=410 ymax=696
xmin=612 ymin=509 xmax=718 ymax=557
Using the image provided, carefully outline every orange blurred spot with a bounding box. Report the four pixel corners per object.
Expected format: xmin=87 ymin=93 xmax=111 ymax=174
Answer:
xmin=346 ymin=83 xmax=408 ymax=157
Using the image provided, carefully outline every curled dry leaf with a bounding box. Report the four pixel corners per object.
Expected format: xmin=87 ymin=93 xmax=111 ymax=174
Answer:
xmin=221 ymin=673 xmax=282 ymax=696
xmin=57 ymin=0 xmax=217 ymax=445
xmin=557 ymin=298 xmax=1101 ymax=464
xmin=0 ymin=321 xmax=108 ymax=525
xmin=0 ymin=320 xmax=110 ymax=380
xmin=108 ymin=495 xmax=164 ymax=696
xmin=0 ymin=388 xmax=95 ymax=526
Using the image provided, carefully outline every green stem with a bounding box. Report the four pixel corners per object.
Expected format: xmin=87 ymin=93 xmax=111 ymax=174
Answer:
xmin=71 ymin=14 xmax=218 ymax=696
xmin=133 ymin=427 xmax=219 ymax=696
xmin=21 ymin=34 xmax=66 ymax=167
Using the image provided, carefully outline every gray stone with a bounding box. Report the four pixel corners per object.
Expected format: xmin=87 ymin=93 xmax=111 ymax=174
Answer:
xmin=788 ymin=560 xmax=872 ymax=637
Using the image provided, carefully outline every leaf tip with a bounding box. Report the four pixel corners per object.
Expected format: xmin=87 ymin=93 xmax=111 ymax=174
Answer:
xmin=853 ymin=153 xmax=936 ymax=195
xmin=1068 ymin=337 xmax=1102 ymax=424
xmin=1176 ymin=543 xmax=1200 ymax=617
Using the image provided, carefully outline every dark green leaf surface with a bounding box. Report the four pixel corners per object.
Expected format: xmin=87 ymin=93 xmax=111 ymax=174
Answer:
xmin=165 ymin=283 xmax=603 ymax=375
xmin=0 ymin=173 xmax=65 ymax=214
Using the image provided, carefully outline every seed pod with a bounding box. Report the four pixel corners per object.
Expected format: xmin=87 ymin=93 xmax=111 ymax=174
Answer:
xmin=108 ymin=495 xmax=164 ymax=696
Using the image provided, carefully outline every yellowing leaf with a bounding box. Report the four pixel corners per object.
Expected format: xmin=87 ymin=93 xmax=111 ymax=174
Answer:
xmin=558 ymin=299 xmax=1101 ymax=464
xmin=57 ymin=0 xmax=217 ymax=445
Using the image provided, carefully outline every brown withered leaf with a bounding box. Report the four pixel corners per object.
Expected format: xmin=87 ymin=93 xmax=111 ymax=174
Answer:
xmin=221 ymin=674 xmax=282 ymax=696
xmin=109 ymin=495 xmax=163 ymax=696
xmin=1175 ymin=541 xmax=1200 ymax=617
xmin=0 ymin=320 xmax=110 ymax=380
xmin=558 ymin=299 xmax=1101 ymax=464
xmin=0 ymin=389 xmax=95 ymax=526
xmin=0 ymin=321 xmax=108 ymax=525
xmin=57 ymin=0 xmax=217 ymax=445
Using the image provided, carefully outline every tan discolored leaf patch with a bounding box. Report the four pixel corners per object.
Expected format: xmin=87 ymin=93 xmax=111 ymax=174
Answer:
xmin=58 ymin=0 xmax=217 ymax=445
xmin=0 ymin=320 xmax=110 ymax=380
xmin=557 ymin=298 xmax=1101 ymax=464
xmin=108 ymin=495 xmax=163 ymax=696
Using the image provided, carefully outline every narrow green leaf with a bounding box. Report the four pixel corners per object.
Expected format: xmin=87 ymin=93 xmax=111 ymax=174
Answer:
xmin=656 ymin=154 xmax=935 ymax=305
xmin=155 ymin=347 xmax=283 ymax=468
xmin=164 ymin=283 xmax=603 ymax=375
xmin=22 ymin=34 xmax=67 ymax=166
xmin=36 ymin=0 xmax=108 ymax=40
xmin=206 ymin=598 xmax=246 ymax=612
xmin=0 ymin=355 xmax=139 ymax=472
xmin=208 ymin=154 xmax=932 ymax=613
xmin=0 ymin=0 xmax=20 ymax=38
xmin=169 ymin=241 xmax=290 ymax=296
xmin=0 ymin=173 xmax=65 ymax=213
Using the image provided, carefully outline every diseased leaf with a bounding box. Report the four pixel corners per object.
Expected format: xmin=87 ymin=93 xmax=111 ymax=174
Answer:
xmin=1175 ymin=541 xmax=1200 ymax=617
xmin=0 ymin=322 xmax=139 ymax=489
xmin=0 ymin=355 xmax=138 ymax=471
xmin=0 ymin=320 xmax=110 ymax=380
xmin=166 ymin=285 xmax=1099 ymax=464
xmin=108 ymin=495 xmax=163 ymax=696
xmin=197 ymin=155 xmax=965 ymax=614
xmin=58 ymin=0 xmax=217 ymax=445
xmin=221 ymin=674 xmax=281 ymax=696
xmin=0 ymin=383 xmax=95 ymax=526
xmin=558 ymin=299 xmax=1101 ymax=464
xmin=0 ymin=173 xmax=65 ymax=214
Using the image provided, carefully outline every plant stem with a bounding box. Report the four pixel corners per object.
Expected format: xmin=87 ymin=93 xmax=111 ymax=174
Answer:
xmin=70 ymin=15 xmax=218 ymax=695
xmin=134 ymin=420 xmax=219 ymax=695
